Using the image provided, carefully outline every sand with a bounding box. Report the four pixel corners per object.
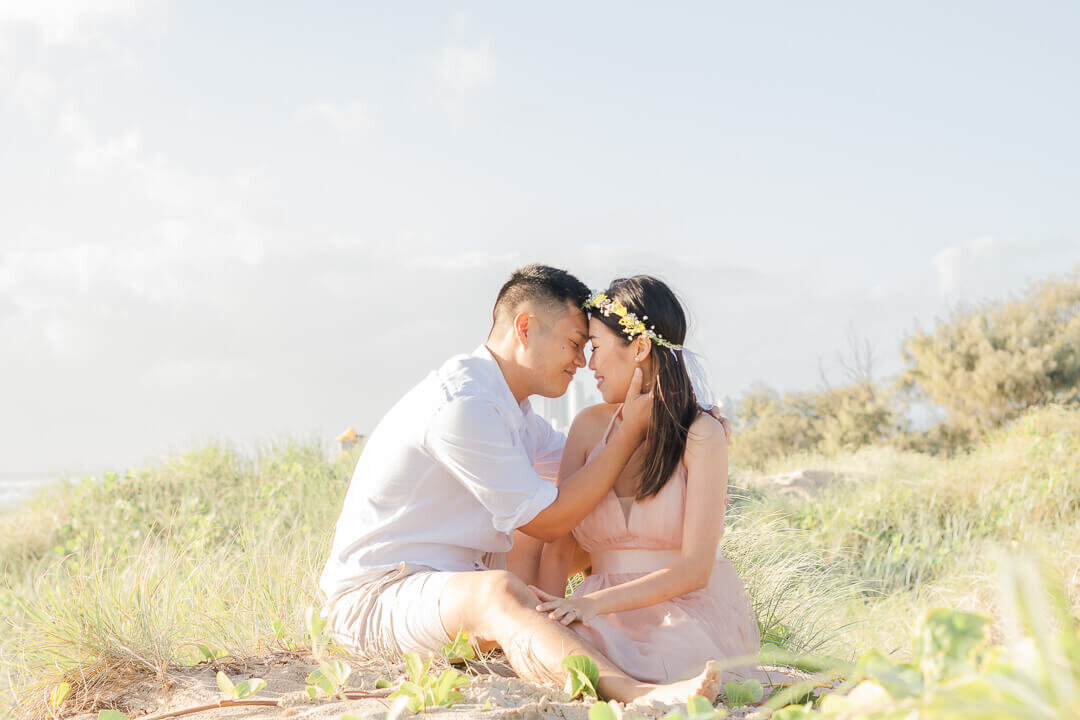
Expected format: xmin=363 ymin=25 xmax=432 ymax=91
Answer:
xmin=70 ymin=654 xmax=770 ymax=720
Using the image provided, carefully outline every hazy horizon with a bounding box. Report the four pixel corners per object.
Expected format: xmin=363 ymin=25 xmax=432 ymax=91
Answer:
xmin=2 ymin=2 xmax=1077 ymax=476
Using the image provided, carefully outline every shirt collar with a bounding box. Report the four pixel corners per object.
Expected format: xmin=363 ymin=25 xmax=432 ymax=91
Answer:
xmin=472 ymin=344 xmax=534 ymax=429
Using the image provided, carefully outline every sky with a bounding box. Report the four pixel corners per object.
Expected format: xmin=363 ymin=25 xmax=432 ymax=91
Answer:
xmin=1 ymin=1 xmax=1078 ymax=476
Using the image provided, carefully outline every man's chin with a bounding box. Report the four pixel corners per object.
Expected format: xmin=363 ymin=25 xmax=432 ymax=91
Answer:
xmin=538 ymin=379 xmax=573 ymax=399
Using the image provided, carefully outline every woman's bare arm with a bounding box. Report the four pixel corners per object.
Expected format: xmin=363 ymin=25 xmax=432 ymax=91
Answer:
xmin=533 ymin=403 xmax=610 ymax=595
xmin=535 ymin=413 xmax=729 ymax=622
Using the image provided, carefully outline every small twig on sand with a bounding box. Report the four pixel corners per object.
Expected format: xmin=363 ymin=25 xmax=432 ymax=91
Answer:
xmin=133 ymin=690 xmax=390 ymax=720
xmin=135 ymin=700 xmax=279 ymax=720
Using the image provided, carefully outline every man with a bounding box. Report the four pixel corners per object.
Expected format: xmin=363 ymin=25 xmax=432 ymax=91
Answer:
xmin=321 ymin=264 xmax=721 ymax=704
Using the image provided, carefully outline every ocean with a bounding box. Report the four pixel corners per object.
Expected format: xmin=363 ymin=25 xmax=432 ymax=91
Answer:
xmin=0 ymin=473 xmax=60 ymax=511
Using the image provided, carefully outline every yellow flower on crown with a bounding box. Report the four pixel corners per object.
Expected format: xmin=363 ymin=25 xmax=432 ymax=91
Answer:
xmin=619 ymin=315 xmax=644 ymax=334
xmin=581 ymin=290 xmax=683 ymax=350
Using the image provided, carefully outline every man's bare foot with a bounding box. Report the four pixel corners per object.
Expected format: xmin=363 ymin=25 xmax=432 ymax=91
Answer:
xmin=634 ymin=661 xmax=723 ymax=706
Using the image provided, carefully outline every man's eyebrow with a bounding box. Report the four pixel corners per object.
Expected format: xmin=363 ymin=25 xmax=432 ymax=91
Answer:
xmin=572 ymin=329 xmax=588 ymax=339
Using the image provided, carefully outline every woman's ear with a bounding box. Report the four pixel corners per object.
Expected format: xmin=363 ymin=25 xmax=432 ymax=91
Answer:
xmin=634 ymin=336 xmax=653 ymax=362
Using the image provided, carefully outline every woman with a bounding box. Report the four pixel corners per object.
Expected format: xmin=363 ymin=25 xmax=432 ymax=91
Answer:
xmin=531 ymin=275 xmax=768 ymax=686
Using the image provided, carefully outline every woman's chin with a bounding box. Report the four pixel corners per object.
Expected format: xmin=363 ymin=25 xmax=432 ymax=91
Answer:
xmin=600 ymin=387 xmax=628 ymax=404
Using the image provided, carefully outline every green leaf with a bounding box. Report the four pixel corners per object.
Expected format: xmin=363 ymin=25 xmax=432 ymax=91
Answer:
xmin=98 ymin=712 xmax=130 ymax=720
xmin=234 ymin=678 xmax=267 ymax=699
xmin=722 ymin=679 xmax=763 ymax=707
xmin=306 ymin=605 xmax=328 ymax=652
xmin=375 ymin=678 xmax=392 ymax=689
xmin=306 ymin=668 xmax=336 ymax=697
xmin=272 ymin=620 xmax=286 ymax=640
xmin=323 ymin=659 xmax=353 ymax=688
xmin=914 ymin=608 xmax=989 ymax=679
xmin=854 ymin=649 xmax=923 ymax=698
xmin=758 ymin=644 xmax=851 ymax=677
xmin=432 ymin=668 xmax=470 ymax=706
xmin=769 ymin=704 xmax=815 ymax=720
xmin=562 ymin=654 xmax=601 ymax=700
xmin=441 ymin=630 xmax=477 ymax=661
xmin=762 ymin=680 xmax=822 ymax=711
xmin=390 ymin=681 xmax=427 ymax=714
xmin=197 ymin=644 xmax=222 ymax=661
xmin=340 ymin=715 xmax=364 ymax=720
xmin=216 ymin=671 xmax=237 ymax=700
xmin=589 ymin=700 xmax=620 ymax=720
xmin=686 ymin=695 xmax=724 ymax=719
xmin=304 ymin=686 xmax=319 ymax=700
xmin=391 ymin=680 xmax=426 ymax=699
xmin=50 ymin=682 xmax=72 ymax=710
xmin=403 ymin=652 xmax=430 ymax=684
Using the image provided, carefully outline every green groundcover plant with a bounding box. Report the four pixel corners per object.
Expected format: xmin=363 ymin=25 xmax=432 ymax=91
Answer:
xmin=2 ymin=406 xmax=1078 ymax=718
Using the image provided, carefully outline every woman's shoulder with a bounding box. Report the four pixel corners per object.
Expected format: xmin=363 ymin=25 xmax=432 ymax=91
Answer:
xmin=568 ymin=402 xmax=620 ymax=444
xmin=686 ymin=408 xmax=731 ymax=449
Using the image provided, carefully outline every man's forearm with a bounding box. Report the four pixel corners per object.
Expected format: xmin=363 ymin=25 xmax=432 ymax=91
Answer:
xmin=525 ymin=426 xmax=640 ymax=540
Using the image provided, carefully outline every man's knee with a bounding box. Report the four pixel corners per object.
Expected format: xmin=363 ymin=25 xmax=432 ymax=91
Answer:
xmin=482 ymin=569 xmax=537 ymax=610
xmin=442 ymin=570 xmax=534 ymax=633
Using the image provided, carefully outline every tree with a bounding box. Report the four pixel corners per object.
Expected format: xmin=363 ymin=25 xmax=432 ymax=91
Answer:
xmin=901 ymin=270 xmax=1080 ymax=437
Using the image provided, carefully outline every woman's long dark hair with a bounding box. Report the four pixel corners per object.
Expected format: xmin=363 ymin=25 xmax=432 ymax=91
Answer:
xmin=594 ymin=276 xmax=700 ymax=500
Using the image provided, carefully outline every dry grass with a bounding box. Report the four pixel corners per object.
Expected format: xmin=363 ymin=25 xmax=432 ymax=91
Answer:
xmin=2 ymin=406 xmax=1078 ymax=718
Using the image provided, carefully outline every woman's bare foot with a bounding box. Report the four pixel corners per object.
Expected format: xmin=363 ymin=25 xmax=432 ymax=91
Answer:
xmin=633 ymin=661 xmax=723 ymax=706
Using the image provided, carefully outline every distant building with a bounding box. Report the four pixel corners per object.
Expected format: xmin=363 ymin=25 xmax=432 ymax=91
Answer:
xmin=532 ymin=373 xmax=603 ymax=434
xmin=336 ymin=427 xmax=366 ymax=455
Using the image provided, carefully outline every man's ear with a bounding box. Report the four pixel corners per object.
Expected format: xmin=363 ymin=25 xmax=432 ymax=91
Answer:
xmin=513 ymin=311 xmax=531 ymax=347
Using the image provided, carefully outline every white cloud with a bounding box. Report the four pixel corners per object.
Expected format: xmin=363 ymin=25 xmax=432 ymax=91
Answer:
xmin=439 ymin=43 xmax=495 ymax=94
xmin=428 ymin=16 xmax=497 ymax=123
xmin=0 ymin=0 xmax=160 ymax=45
xmin=4 ymin=67 xmax=56 ymax=111
xmin=932 ymin=236 xmax=1010 ymax=296
xmin=297 ymin=101 xmax=374 ymax=137
xmin=931 ymin=236 xmax=1080 ymax=301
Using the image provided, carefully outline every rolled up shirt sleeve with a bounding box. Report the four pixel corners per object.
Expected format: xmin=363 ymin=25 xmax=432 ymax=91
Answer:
xmin=426 ymin=397 xmax=559 ymax=534
xmin=530 ymin=418 xmax=566 ymax=485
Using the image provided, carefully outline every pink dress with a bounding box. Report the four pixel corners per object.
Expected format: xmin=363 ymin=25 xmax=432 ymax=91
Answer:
xmin=568 ymin=408 xmax=764 ymax=684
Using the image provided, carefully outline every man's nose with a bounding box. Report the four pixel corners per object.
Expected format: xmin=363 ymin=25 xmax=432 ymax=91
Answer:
xmin=575 ymin=348 xmax=587 ymax=368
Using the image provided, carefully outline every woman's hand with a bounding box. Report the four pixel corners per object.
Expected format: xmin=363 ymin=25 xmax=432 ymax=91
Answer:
xmin=528 ymin=585 xmax=600 ymax=627
xmin=620 ymin=367 xmax=653 ymax=441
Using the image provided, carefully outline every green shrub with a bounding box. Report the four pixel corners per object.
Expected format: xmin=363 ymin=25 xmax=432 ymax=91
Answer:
xmin=733 ymin=381 xmax=900 ymax=469
xmin=901 ymin=269 xmax=1080 ymax=439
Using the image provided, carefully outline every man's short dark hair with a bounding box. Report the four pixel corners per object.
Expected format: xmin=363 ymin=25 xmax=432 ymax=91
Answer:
xmin=492 ymin=264 xmax=590 ymax=326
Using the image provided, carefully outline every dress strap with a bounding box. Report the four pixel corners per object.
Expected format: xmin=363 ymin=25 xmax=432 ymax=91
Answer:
xmin=599 ymin=404 xmax=622 ymax=446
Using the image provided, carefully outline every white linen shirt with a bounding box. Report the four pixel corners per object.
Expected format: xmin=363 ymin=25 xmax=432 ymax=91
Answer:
xmin=320 ymin=345 xmax=563 ymax=603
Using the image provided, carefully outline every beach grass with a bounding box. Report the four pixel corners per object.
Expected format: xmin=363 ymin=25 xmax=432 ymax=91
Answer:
xmin=2 ymin=406 xmax=1079 ymax=719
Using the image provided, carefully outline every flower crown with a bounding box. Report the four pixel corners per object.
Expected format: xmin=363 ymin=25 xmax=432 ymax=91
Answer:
xmin=582 ymin=291 xmax=683 ymax=350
